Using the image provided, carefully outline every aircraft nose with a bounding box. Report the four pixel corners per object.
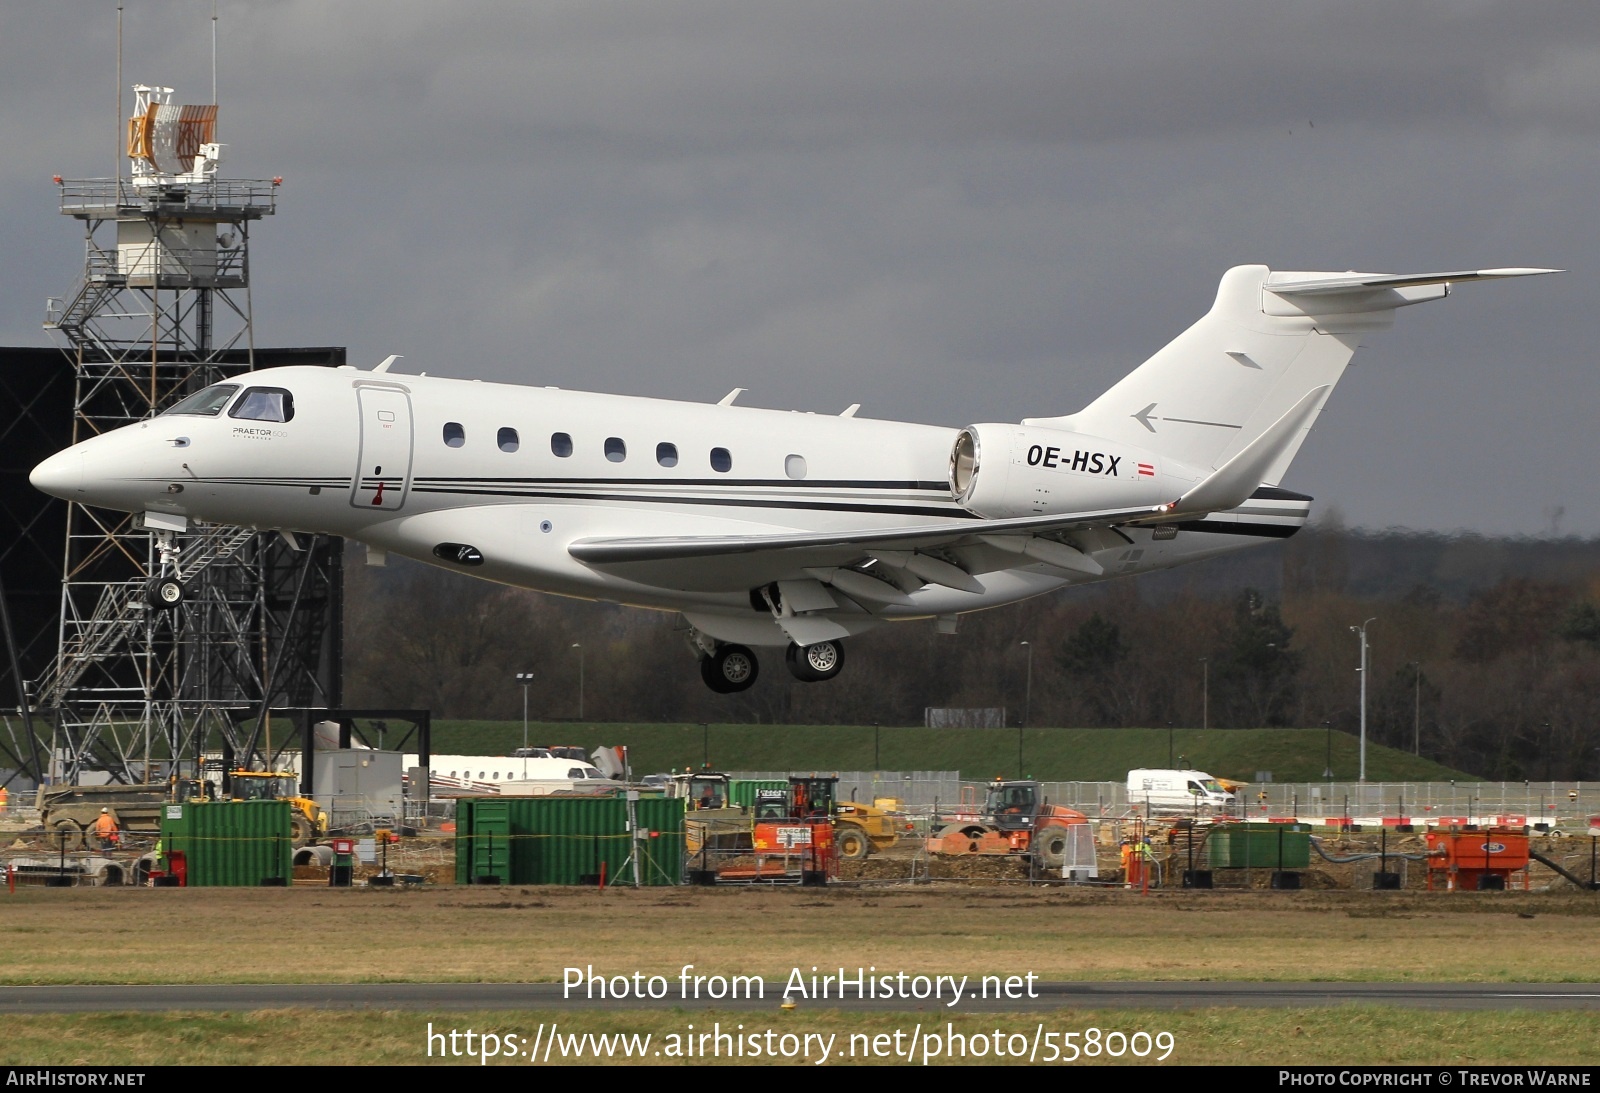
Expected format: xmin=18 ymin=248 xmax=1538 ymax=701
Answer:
xmin=30 ymin=448 xmax=84 ymax=500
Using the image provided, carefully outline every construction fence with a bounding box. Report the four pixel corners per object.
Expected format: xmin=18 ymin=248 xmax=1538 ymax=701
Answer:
xmin=729 ymin=773 xmax=1600 ymax=830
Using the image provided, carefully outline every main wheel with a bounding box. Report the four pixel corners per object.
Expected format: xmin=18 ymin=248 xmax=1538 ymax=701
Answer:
xmin=147 ymin=576 xmax=186 ymax=610
xmin=835 ymin=824 xmax=871 ymax=860
xmin=785 ymin=639 xmax=845 ymax=682
xmin=1034 ymin=825 xmax=1070 ymax=869
xmin=700 ymin=644 xmax=759 ymax=693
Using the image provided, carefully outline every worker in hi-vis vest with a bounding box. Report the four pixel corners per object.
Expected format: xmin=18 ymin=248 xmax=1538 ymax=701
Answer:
xmin=91 ymin=807 xmax=120 ymax=850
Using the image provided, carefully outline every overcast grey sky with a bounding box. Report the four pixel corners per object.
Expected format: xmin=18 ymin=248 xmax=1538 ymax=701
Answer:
xmin=3 ymin=2 xmax=1596 ymax=535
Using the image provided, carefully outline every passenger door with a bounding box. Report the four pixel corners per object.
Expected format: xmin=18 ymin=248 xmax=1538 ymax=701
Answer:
xmin=351 ymin=385 xmax=413 ymax=511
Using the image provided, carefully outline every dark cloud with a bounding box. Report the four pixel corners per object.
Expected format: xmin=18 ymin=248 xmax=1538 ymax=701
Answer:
xmin=2 ymin=1 xmax=1596 ymax=535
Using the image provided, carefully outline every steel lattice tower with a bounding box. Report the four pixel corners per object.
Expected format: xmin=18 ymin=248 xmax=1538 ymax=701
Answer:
xmin=39 ymin=85 xmax=341 ymax=784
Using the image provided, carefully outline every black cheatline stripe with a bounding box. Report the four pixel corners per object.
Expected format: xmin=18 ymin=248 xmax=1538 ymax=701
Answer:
xmin=140 ymin=477 xmax=354 ymax=488
xmin=409 ymin=485 xmax=975 ymax=519
xmin=1248 ymin=486 xmax=1314 ymax=502
xmin=412 ymin=475 xmax=950 ymax=491
xmin=1172 ymin=520 xmax=1302 ymax=539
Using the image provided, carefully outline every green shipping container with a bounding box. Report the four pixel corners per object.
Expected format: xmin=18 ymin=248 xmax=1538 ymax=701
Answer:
xmin=728 ymin=779 xmax=786 ymax=809
xmin=456 ymin=796 xmax=686 ymax=886
xmin=160 ymin=800 xmax=294 ymax=886
xmin=1206 ymin=822 xmax=1311 ymax=869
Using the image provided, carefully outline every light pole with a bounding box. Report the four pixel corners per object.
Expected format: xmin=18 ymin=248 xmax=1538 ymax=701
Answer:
xmin=1323 ymin=719 xmax=1333 ymax=780
xmin=1409 ymin=662 xmax=1422 ymax=755
xmin=1350 ymin=618 xmax=1375 ymax=783
xmin=1019 ymin=641 xmax=1032 ymax=777
xmin=1199 ymin=656 xmax=1209 ymax=731
xmin=515 ymin=672 xmax=535 ymax=749
xmin=570 ymin=643 xmax=584 ymax=721
xmin=1019 ymin=641 xmax=1033 ymax=728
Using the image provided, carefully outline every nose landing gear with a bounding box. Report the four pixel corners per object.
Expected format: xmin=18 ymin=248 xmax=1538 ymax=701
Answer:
xmin=146 ymin=528 xmax=186 ymax=610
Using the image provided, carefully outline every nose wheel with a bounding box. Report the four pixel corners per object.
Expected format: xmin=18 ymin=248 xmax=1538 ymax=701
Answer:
xmin=786 ymin=639 xmax=845 ymax=682
xmin=147 ymin=575 xmax=186 ymax=610
xmin=700 ymin=643 xmax=759 ymax=693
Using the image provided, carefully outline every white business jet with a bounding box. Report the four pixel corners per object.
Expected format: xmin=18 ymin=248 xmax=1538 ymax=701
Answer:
xmin=31 ymin=264 xmax=1554 ymax=693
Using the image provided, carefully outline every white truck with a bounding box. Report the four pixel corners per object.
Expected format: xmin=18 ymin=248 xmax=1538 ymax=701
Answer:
xmin=1126 ymin=769 xmax=1237 ymax=815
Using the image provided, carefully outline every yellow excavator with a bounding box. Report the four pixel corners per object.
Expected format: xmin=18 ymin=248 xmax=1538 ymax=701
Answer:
xmin=228 ymin=771 xmax=328 ymax=847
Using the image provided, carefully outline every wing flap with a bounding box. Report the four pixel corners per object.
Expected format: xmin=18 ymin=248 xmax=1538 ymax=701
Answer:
xmin=567 ymin=502 xmax=1168 ymax=566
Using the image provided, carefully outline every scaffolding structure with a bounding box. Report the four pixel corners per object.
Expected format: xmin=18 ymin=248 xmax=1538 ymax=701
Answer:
xmin=36 ymin=84 xmax=341 ymax=784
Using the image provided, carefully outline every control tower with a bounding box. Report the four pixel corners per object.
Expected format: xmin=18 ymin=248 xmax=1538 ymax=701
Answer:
xmin=40 ymin=84 xmax=341 ymax=784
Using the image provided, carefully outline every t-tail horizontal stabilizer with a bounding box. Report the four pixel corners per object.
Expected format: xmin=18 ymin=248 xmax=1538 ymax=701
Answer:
xmin=1168 ymin=386 xmax=1328 ymax=516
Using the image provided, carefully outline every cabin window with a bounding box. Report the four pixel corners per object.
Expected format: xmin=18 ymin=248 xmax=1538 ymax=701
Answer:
xmin=163 ymin=383 xmax=240 ymax=417
xmin=551 ymin=432 xmax=573 ymax=457
xmin=498 ymin=427 xmax=520 ymax=453
xmin=656 ymin=442 xmax=678 ymax=468
xmin=605 ymin=437 xmax=627 ymax=463
xmin=443 ymin=422 xmax=466 ymax=448
xmin=568 ymin=768 xmax=586 ymax=779
xmin=710 ymin=447 xmax=733 ymax=473
xmin=785 ymin=454 xmax=807 ymax=480
xmin=228 ymin=387 xmax=295 ymax=423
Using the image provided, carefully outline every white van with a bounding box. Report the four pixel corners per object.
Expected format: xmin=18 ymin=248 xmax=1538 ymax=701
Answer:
xmin=1126 ymin=769 xmax=1237 ymax=815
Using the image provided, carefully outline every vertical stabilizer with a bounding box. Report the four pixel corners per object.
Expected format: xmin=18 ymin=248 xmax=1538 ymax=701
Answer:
xmin=1028 ymin=264 xmax=1556 ymax=485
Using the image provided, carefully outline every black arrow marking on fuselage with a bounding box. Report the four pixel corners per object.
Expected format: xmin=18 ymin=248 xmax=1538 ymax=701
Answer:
xmin=1130 ymin=404 xmax=1243 ymax=433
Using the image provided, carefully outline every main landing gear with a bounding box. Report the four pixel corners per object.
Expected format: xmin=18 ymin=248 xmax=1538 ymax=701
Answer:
xmin=695 ymin=638 xmax=848 ymax=692
xmin=785 ymin=639 xmax=844 ymax=683
xmin=700 ymin=643 xmax=759 ymax=693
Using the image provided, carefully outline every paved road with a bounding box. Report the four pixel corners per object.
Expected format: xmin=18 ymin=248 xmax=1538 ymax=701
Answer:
xmin=3 ymin=982 xmax=1599 ymax=1013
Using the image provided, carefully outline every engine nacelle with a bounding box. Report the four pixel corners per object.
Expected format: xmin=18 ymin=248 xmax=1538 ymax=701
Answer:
xmin=949 ymin=423 xmax=1195 ymax=519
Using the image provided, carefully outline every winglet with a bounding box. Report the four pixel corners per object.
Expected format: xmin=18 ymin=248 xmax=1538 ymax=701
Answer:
xmin=373 ymin=354 xmax=403 ymax=374
xmin=717 ymin=388 xmax=746 ymax=406
xmin=1168 ymin=386 xmax=1328 ymax=515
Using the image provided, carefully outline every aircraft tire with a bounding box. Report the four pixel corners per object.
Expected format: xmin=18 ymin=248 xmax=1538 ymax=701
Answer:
xmin=702 ymin=644 xmax=759 ymax=693
xmin=148 ymin=576 xmax=186 ymax=610
xmin=785 ymin=640 xmax=845 ymax=683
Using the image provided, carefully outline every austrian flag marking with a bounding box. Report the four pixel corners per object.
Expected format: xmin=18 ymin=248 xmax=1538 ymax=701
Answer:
xmin=1137 ymin=462 xmax=1155 ymax=477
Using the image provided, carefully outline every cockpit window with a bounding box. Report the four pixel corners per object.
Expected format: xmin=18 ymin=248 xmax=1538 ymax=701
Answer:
xmin=163 ymin=384 xmax=240 ymax=417
xmin=228 ymin=387 xmax=295 ymax=423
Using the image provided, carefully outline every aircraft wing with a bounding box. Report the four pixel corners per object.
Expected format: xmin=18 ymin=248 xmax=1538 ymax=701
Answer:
xmin=568 ymin=503 xmax=1167 ymax=567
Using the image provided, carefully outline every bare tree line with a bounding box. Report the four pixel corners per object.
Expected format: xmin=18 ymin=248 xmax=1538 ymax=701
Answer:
xmin=342 ymin=528 xmax=1600 ymax=780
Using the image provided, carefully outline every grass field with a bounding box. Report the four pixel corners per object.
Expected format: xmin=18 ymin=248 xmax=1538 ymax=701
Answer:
xmin=2 ymin=885 xmax=1599 ymax=1066
xmin=424 ymin=721 xmax=1475 ymax=783
xmin=0 ymin=885 xmax=1596 ymax=985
